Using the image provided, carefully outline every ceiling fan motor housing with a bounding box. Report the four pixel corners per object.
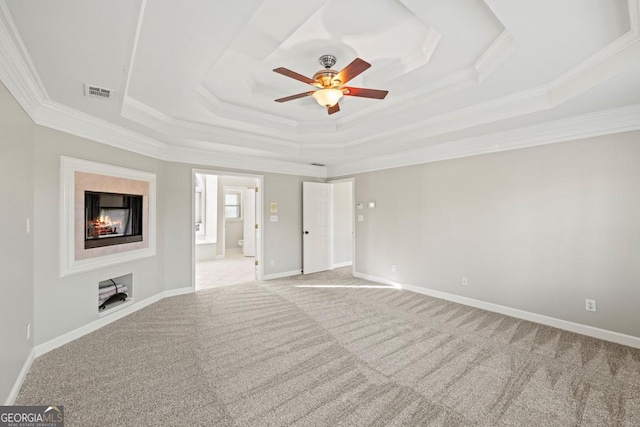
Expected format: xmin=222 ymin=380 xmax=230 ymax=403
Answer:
xmin=313 ymin=69 xmax=340 ymax=88
xmin=319 ymin=54 xmax=337 ymax=69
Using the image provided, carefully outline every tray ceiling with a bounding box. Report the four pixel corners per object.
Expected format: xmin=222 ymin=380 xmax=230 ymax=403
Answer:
xmin=1 ymin=0 xmax=639 ymax=177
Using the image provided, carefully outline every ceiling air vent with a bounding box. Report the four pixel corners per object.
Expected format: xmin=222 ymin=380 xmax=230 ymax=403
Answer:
xmin=84 ymin=83 xmax=112 ymax=100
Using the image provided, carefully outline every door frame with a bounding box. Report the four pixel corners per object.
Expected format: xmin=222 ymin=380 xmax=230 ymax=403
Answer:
xmin=191 ymin=168 xmax=264 ymax=290
xmin=328 ymin=177 xmax=356 ymax=276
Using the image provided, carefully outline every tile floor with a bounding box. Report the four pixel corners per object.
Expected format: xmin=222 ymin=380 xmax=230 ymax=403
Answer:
xmin=195 ymin=252 xmax=256 ymax=290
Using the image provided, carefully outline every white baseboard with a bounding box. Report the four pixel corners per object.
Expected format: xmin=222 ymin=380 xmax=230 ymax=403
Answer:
xmin=353 ymin=272 xmax=402 ymax=289
xmin=358 ymin=272 xmax=640 ymax=349
xmin=262 ymin=270 xmax=301 ymax=280
xmin=34 ymin=287 xmax=194 ymax=358
xmin=4 ymin=348 xmax=35 ymax=405
xmin=163 ymin=286 xmax=193 ymax=298
xmin=332 ymin=261 xmax=353 ymax=269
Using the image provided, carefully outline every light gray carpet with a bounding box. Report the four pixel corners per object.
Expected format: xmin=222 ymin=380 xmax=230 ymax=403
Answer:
xmin=17 ymin=269 xmax=640 ymax=426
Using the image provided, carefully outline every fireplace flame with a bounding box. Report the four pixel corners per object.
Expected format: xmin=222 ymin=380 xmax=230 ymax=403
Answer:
xmin=88 ymin=214 xmax=122 ymax=237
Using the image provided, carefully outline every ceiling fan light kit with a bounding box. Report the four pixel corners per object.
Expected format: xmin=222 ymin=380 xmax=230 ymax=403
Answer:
xmin=274 ymin=55 xmax=388 ymax=115
xmin=312 ymin=88 xmax=343 ymax=107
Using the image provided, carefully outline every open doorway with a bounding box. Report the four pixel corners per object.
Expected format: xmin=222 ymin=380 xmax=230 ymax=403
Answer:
xmin=192 ymin=170 xmax=263 ymax=290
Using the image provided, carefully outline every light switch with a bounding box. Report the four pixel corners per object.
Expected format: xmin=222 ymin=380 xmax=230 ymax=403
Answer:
xmin=368 ymin=201 xmax=376 ymax=208
xmin=357 ymin=202 xmax=364 ymax=210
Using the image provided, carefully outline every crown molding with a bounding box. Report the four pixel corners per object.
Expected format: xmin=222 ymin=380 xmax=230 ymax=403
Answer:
xmin=0 ymin=1 xmax=326 ymax=178
xmin=165 ymin=144 xmax=327 ymax=178
xmin=362 ymin=27 xmax=441 ymax=85
xmin=125 ymin=94 xmax=302 ymax=149
xmin=37 ymin=100 xmax=327 ymax=178
xmin=0 ymin=0 xmax=637 ymax=182
xmin=343 ymin=17 xmax=640 ymax=151
xmin=197 ymin=85 xmax=302 ymax=132
xmin=122 ymin=94 xmax=345 ymax=150
xmin=0 ymin=0 xmax=47 ymax=116
xmin=474 ymin=30 xmax=514 ymax=81
xmin=327 ymin=103 xmax=640 ymax=177
xmin=336 ymin=30 xmax=514 ymax=128
xmin=122 ymin=95 xmax=345 ymax=156
xmin=156 ymin=26 xmax=512 ymax=140
xmin=342 ymin=86 xmax=551 ymax=151
xmin=549 ymin=28 xmax=640 ymax=105
xmin=38 ymin=100 xmax=167 ymax=154
xmin=120 ymin=0 xmax=147 ymax=108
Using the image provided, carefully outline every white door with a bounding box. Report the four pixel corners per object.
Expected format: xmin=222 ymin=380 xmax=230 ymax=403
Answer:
xmin=242 ymin=188 xmax=256 ymax=257
xmin=303 ymin=182 xmax=332 ymax=274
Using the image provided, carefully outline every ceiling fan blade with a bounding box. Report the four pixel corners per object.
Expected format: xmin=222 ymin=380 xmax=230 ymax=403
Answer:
xmin=274 ymin=91 xmax=314 ymax=103
xmin=335 ymin=58 xmax=371 ymax=85
xmin=327 ymin=103 xmax=340 ymax=115
xmin=273 ymin=67 xmax=316 ymax=85
xmin=343 ymin=87 xmax=388 ymax=99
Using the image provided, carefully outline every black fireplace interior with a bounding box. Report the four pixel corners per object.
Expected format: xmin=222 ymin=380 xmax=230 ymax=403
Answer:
xmin=85 ymin=191 xmax=143 ymax=249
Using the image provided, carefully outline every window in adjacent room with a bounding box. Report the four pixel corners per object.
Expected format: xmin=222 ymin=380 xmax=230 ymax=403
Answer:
xmin=224 ymin=191 xmax=242 ymax=219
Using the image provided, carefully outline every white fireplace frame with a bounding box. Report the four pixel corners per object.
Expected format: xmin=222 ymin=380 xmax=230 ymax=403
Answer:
xmin=59 ymin=156 xmax=157 ymax=277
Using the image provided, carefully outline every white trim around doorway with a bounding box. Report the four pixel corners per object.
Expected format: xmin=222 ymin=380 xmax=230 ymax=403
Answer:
xmin=191 ymin=169 xmax=264 ymax=291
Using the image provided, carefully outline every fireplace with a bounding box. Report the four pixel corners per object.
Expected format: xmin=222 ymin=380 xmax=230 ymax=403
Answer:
xmin=85 ymin=191 xmax=143 ymax=249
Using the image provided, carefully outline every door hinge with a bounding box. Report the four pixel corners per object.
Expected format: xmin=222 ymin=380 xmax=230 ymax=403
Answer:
xmin=255 ymin=187 xmax=259 ymax=193
xmin=255 ymin=260 xmax=259 ymax=266
xmin=255 ymin=223 xmax=259 ymax=229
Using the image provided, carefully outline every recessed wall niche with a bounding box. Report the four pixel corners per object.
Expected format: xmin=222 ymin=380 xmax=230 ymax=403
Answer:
xmin=60 ymin=157 xmax=156 ymax=277
xmin=98 ymin=273 xmax=133 ymax=313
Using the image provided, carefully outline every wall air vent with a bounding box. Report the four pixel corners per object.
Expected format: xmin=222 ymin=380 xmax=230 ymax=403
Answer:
xmin=84 ymin=83 xmax=112 ymax=100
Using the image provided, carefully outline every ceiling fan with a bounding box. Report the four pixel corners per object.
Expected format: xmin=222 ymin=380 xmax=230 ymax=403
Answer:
xmin=273 ymin=55 xmax=388 ymax=115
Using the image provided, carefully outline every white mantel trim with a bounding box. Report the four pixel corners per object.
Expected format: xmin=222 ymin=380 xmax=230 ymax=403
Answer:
xmin=59 ymin=156 xmax=157 ymax=277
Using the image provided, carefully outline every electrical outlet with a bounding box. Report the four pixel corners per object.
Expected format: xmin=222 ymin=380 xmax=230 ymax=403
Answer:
xmin=391 ymin=264 xmax=397 ymax=273
xmin=26 ymin=322 xmax=31 ymax=340
xmin=26 ymin=218 xmax=31 ymax=234
xmin=586 ymin=299 xmax=597 ymax=312
xmin=461 ymin=276 xmax=469 ymax=287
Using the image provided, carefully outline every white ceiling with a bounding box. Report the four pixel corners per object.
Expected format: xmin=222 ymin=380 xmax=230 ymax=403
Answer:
xmin=1 ymin=0 xmax=639 ymax=177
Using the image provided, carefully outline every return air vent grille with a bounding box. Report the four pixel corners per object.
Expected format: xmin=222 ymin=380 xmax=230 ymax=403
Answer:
xmin=84 ymin=83 xmax=112 ymax=100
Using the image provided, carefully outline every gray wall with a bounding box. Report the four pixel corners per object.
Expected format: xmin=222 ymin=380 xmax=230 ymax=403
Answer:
xmin=352 ymin=132 xmax=640 ymax=338
xmin=159 ymin=163 xmax=318 ymax=285
xmin=0 ymin=83 xmax=34 ymax=403
xmin=262 ymin=174 xmax=323 ymax=275
xmin=25 ymin=130 xmax=319 ymax=343
xmin=225 ymin=221 xmax=243 ymax=249
xmin=0 ymin=81 xmax=321 ymax=403
xmin=331 ymin=181 xmax=353 ymax=266
xmin=32 ymin=126 xmax=167 ymax=345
